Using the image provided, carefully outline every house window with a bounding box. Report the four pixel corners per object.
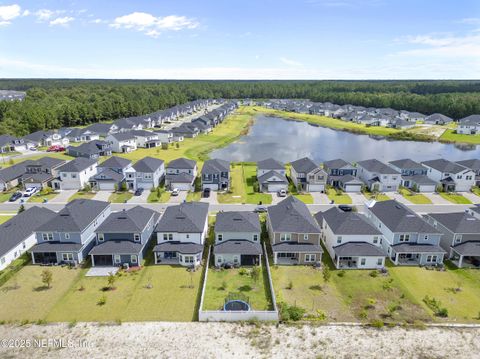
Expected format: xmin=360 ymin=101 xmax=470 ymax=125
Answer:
xmin=424 ymin=235 xmax=428 ymax=241
xmin=337 ymin=236 xmax=342 ymax=244
xmin=131 ymin=255 xmax=138 ymax=264
xmin=62 ymin=173 xmax=67 ymax=178
xmin=114 ymin=255 xmax=121 ymax=264
xmin=62 ymin=253 xmax=74 ymax=261
xmin=377 ymin=258 xmax=383 ymax=266
xmin=184 ymin=256 xmax=194 ymax=264
xmin=303 ymin=234 xmax=308 ymax=241
xmin=253 ymin=234 xmax=258 ymax=242
xmin=218 ymin=234 xmax=223 ymax=241
xmin=186 ymin=234 xmax=190 ymax=239
xmin=42 ymin=233 xmax=53 ymax=241
xmin=426 ymin=255 xmax=437 ymax=263
xmin=280 ymin=233 xmax=291 ymax=241
xmin=163 ymin=234 xmax=168 ymax=241
xmin=72 ymin=174 xmax=77 ymax=179
xmin=134 ymin=234 xmax=140 ymax=242
xmin=98 ymin=234 xmax=104 ymax=242
xmin=360 ymin=258 xmax=366 ymax=266
xmin=0 ymin=257 xmax=5 ymax=265
xmin=22 ymin=242 xmax=26 ymax=249
xmin=457 ymin=175 xmax=462 ymax=179
xmin=373 ymin=236 xmax=378 ymax=244
xmin=305 ymin=254 xmax=315 ymax=262
xmin=65 ymin=233 xmax=70 ymax=240
xmin=233 ymin=256 xmax=239 ymax=264
xmin=454 ymin=234 xmax=462 ymax=243
xmin=399 ymin=234 xmax=410 ymax=242
xmin=217 ymin=256 xmax=222 ymax=263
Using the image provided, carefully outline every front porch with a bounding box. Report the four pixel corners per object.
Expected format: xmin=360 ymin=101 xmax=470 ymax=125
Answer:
xmin=450 ymin=242 xmax=480 ymax=268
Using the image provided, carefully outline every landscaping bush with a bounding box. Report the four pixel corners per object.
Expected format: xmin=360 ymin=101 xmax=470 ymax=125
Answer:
xmin=286 ymin=280 xmax=293 ymax=290
xmin=278 ymin=302 xmax=306 ymax=322
xmin=369 ymin=319 xmax=385 ymax=328
xmin=337 ymin=270 xmax=346 ymax=278
xmin=322 ymin=266 xmax=331 ymax=282
xmin=238 ymin=268 xmax=248 ymax=276
xmin=369 ymin=270 xmax=378 ymax=278
xmin=97 ymin=295 xmax=107 ymax=306
xmin=423 ymin=295 xmax=448 ymax=317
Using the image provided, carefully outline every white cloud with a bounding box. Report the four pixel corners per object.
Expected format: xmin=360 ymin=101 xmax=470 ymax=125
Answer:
xmin=35 ymin=9 xmax=55 ymax=21
xmin=459 ymin=18 xmax=480 ymax=25
xmin=49 ymin=16 xmax=74 ymax=27
xmin=0 ymin=4 xmax=22 ymax=26
xmin=90 ymin=18 xmax=106 ymax=24
xmin=111 ymin=12 xmax=198 ymax=37
xmin=280 ymin=57 xmax=303 ymax=67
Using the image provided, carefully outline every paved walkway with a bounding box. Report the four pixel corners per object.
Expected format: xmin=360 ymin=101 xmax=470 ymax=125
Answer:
xmin=348 ymin=193 xmax=366 ymax=205
xmin=271 ymin=194 xmax=283 ymax=205
xmin=200 ymin=191 xmax=218 ymax=204
xmin=423 ymin=192 xmax=451 ymax=205
xmin=128 ymin=190 xmax=150 ymax=204
xmin=460 ymin=192 xmax=480 ymax=204
xmin=49 ymin=189 xmax=77 ymax=203
xmin=86 ymin=267 xmax=119 ymax=277
xmin=170 ymin=191 xmax=187 ymax=203
xmin=390 ymin=192 xmax=411 ymax=205
xmin=311 ymin=192 xmax=329 ymax=204
xmin=92 ymin=191 xmax=112 ymax=202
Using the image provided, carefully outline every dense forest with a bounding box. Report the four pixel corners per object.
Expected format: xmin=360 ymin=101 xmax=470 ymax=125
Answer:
xmin=0 ymin=79 xmax=480 ymax=136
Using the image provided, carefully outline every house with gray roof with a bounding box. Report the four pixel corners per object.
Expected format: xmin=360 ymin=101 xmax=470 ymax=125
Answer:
xmin=0 ymin=207 xmax=57 ymax=270
xmin=125 ymin=157 xmax=165 ymax=190
xmin=424 ymin=113 xmax=453 ymax=125
xmin=457 ymin=115 xmax=480 ymax=135
xmin=23 ymin=130 xmax=69 ymax=148
xmin=154 ymin=202 xmax=209 ymax=267
xmin=364 ymin=200 xmax=445 ymax=266
xmin=201 ymin=159 xmax=230 ymax=191
xmin=0 ymin=161 xmax=29 ymax=191
xmin=456 ymin=159 xmax=480 ymax=186
xmin=257 ymin=158 xmax=288 ymax=193
xmin=67 ymin=140 xmax=112 ymax=159
xmin=52 ymin=157 xmax=98 ymax=190
xmin=315 ymin=208 xmax=385 ymax=269
xmin=389 ymin=158 xmax=436 ymax=192
xmin=267 ymin=196 xmax=323 ymax=265
xmin=165 ymin=158 xmax=197 ymax=191
xmin=213 ymin=211 xmax=262 ymax=267
xmin=425 ymin=212 xmax=480 ymax=268
xmin=66 ymin=128 xmax=100 ymax=143
xmin=131 ymin=130 xmax=161 ymax=149
xmin=106 ymin=132 xmax=137 ymax=153
xmin=30 ymin=199 xmax=111 ymax=265
xmin=468 ymin=204 xmax=480 ymax=220
xmin=84 ymin=123 xmax=118 ymax=137
xmin=89 ymin=206 xmax=160 ymax=267
xmin=323 ymin=158 xmax=363 ymax=192
xmin=0 ymin=134 xmax=25 ymax=153
xmin=89 ymin=156 xmax=132 ymax=191
xmin=290 ymin=157 xmax=327 ymax=192
xmin=422 ymin=159 xmax=475 ymax=192
xmin=357 ymin=159 xmax=401 ymax=192
xmin=21 ymin=157 xmax=66 ymax=190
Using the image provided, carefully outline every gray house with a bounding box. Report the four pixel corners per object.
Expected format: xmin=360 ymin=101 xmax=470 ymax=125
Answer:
xmin=201 ymin=159 xmax=230 ymax=191
xmin=456 ymin=159 xmax=480 ymax=186
xmin=127 ymin=157 xmax=165 ymax=190
xmin=89 ymin=156 xmax=132 ymax=191
xmin=257 ymin=158 xmax=288 ymax=193
xmin=290 ymin=157 xmax=327 ymax=192
xmin=30 ymin=199 xmax=111 ymax=265
xmin=67 ymin=140 xmax=112 ymax=159
xmin=424 ymin=113 xmax=453 ymax=125
xmin=389 ymin=158 xmax=437 ymax=192
xmin=357 ymin=159 xmax=401 ymax=192
xmin=89 ymin=206 xmax=160 ymax=267
xmin=364 ymin=200 xmax=445 ymax=266
xmin=165 ymin=157 xmax=197 ymax=191
xmin=213 ymin=211 xmax=262 ymax=267
xmin=267 ymin=196 xmax=323 ymax=265
xmin=425 ymin=212 xmax=480 ymax=268
xmin=323 ymin=158 xmax=363 ymax=192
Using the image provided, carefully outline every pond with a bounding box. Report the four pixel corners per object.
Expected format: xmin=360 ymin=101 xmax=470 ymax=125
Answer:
xmin=211 ymin=115 xmax=480 ymax=163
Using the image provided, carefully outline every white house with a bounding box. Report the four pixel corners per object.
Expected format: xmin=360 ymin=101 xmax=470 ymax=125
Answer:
xmin=106 ymin=132 xmax=137 ymax=153
xmin=457 ymin=115 xmax=480 ymax=135
xmin=357 ymin=159 xmax=401 ymax=192
xmin=52 ymin=158 xmax=98 ymax=190
xmin=421 ymin=159 xmax=475 ymax=192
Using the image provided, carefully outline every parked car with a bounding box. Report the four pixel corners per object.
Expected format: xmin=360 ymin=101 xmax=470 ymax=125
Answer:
xmin=338 ymin=205 xmax=353 ymax=212
xmin=134 ymin=188 xmax=144 ymax=196
xmin=277 ymin=189 xmax=287 ymax=197
xmin=171 ymin=188 xmax=179 ymax=196
xmin=23 ymin=187 xmax=38 ymax=197
xmin=29 ymin=147 xmax=37 ymax=151
xmin=254 ymin=205 xmax=268 ymax=213
xmin=203 ymin=188 xmax=211 ymax=198
xmin=8 ymin=191 xmax=22 ymax=202
xmin=47 ymin=145 xmax=65 ymax=152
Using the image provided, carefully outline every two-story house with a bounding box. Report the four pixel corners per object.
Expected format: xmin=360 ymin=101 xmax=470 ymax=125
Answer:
xmin=106 ymin=132 xmax=137 ymax=153
xmin=364 ymin=200 xmax=445 ymax=266
xmin=257 ymin=158 xmax=288 ymax=193
xmin=388 ymin=158 xmax=437 ymax=192
xmin=30 ymin=199 xmax=111 ymax=265
xmin=0 ymin=134 xmax=26 ymax=153
xmin=165 ymin=157 xmax=197 ymax=191
xmin=201 ymin=159 xmax=230 ymax=191
xmin=315 ymin=207 xmax=385 ymax=269
xmin=125 ymin=157 xmax=165 ymax=190
xmin=289 ymin=157 xmax=327 ymax=192
xmin=21 ymin=157 xmax=66 ymax=190
xmin=131 ymin=130 xmax=161 ymax=148
xmin=357 ymin=159 xmax=401 ymax=192
xmin=322 ymin=158 xmax=363 ymax=192
xmin=89 ymin=156 xmax=132 ymax=191
xmin=213 ymin=211 xmax=262 ymax=267
xmin=422 ymin=159 xmax=475 ymax=192
xmin=23 ymin=130 xmax=69 ymax=148
xmin=89 ymin=206 xmax=160 ymax=267
xmin=52 ymin=157 xmax=98 ymax=190
xmin=267 ymin=196 xmax=323 ymax=265
xmin=425 ymin=212 xmax=480 ymax=268
xmin=456 ymin=159 xmax=480 ymax=187
xmin=66 ymin=128 xmax=100 ymax=143
xmin=153 ymin=202 xmax=209 ymax=267
xmin=457 ymin=115 xmax=480 ymax=135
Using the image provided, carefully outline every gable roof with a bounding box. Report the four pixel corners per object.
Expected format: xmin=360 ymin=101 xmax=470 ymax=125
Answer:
xmin=215 ymin=211 xmax=261 ymax=233
xmin=155 ymin=202 xmax=209 ymax=233
xmin=320 ymin=207 xmax=382 ymax=235
xmin=167 ymin=157 xmax=196 ymax=169
xmin=57 ymin=157 xmax=97 ymax=172
xmin=323 ymin=158 xmax=351 ymax=169
xmin=258 ymin=170 xmax=288 ymax=184
xmin=108 ymin=132 xmax=136 ymax=141
xmin=37 ymin=199 xmax=110 ymax=232
xmin=133 ymin=157 xmax=164 ymax=173
xmin=456 ymin=159 xmax=480 ymax=172
xmin=333 ymin=242 xmax=385 ymax=257
xmin=389 ymin=158 xmax=425 ymax=170
xmin=257 ymin=158 xmax=284 ymax=171
xmin=99 ymin=156 xmax=131 ymax=169
xmin=425 ymin=113 xmax=453 ymax=123
xmin=202 ymin=159 xmax=230 ymax=174
xmin=421 ymin=159 xmax=468 ymax=174
xmin=96 ymin=206 xmax=158 ymax=233
xmin=459 ymin=115 xmax=480 ymax=125
xmin=92 ymin=168 xmax=125 ymax=182
xmin=290 ymin=157 xmax=318 ymax=174
xmin=427 ymin=212 xmax=480 ymax=234
xmin=357 ymin=159 xmax=400 ymax=174
xmin=0 ymin=161 xmax=30 ymax=183
xmin=267 ymin=196 xmax=321 ymax=233
xmin=69 ymin=140 xmax=109 ymax=156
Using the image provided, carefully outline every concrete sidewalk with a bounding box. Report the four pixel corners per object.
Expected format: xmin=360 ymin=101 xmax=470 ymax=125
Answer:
xmin=92 ymin=191 xmax=112 ymax=202
xmin=460 ymin=192 xmax=480 ymax=204
xmin=423 ymin=192 xmax=451 ymax=205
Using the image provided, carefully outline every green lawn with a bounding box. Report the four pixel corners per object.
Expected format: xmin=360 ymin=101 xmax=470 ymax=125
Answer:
xmin=217 ymin=164 xmax=246 ymax=204
xmin=186 ymin=191 xmax=202 ymax=201
xmin=147 ymin=189 xmax=171 ymax=203
xmin=398 ymin=187 xmax=432 ymax=204
xmin=471 ymin=187 xmax=480 ymax=197
xmin=243 ymin=164 xmax=272 ymax=205
xmin=47 ymin=265 xmax=202 ymax=322
xmin=28 ymin=191 xmax=59 ymax=203
xmin=68 ymin=191 xmax=96 ymax=202
xmin=440 ymin=129 xmax=480 ymax=145
xmin=326 ymin=187 xmax=352 ymax=204
xmin=293 ymin=194 xmax=314 ymax=204
xmin=389 ymin=265 xmax=480 ymax=322
xmin=108 ymin=191 xmax=134 ymax=203
xmin=0 ymin=190 xmax=16 ymax=203
xmin=363 ymin=191 xmax=391 ymax=202
xmin=0 ymin=215 xmax=13 ymax=224
xmin=203 ymin=266 xmax=272 ymax=311
xmin=439 ymin=192 xmax=472 ymax=204
xmin=0 ymin=266 xmax=82 ymax=322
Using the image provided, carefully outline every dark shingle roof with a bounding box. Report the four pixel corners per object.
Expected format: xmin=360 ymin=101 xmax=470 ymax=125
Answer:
xmin=427 ymin=212 xmax=480 ymax=234
xmin=357 ymin=159 xmax=400 ymax=174
xmin=109 ymin=132 xmax=136 ymax=141
xmin=323 ymin=159 xmax=351 ymax=169
xmin=96 ymin=206 xmax=158 ymax=233
xmin=215 ymin=211 xmax=261 ymax=233
xmin=155 ymin=202 xmax=208 ymax=233
xmin=290 ymin=157 xmax=318 ymax=174
xmin=201 ymin=159 xmax=230 ymax=174
xmin=133 ymin=157 xmax=164 ymax=173
xmin=267 ymin=196 xmax=321 ymax=233
xmin=57 ymin=157 xmax=97 ymax=172
xmin=100 ymin=156 xmax=131 ymax=169
xmin=257 ymin=158 xmax=284 ymax=171
xmin=320 ymin=207 xmax=382 ymax=235
xmin=91 ymin=168 xmax=125 ymax=182
xmin=30 ymin=242 xmax=83 ymax=253
xmin=166 ymin=172 xmax=195 ymax=183
xmin=153 ymin=241 xmax=204 ymax=254
xmin=333 ymin=242 xmax=385 ymax=257
xmin=272 ymin=242 xmax=323 ymax=253
xmin=167 ymin=157 xmax=196 ymax=169
xmin=258 ymin=170 xmax=288 ymax=185
xmin=392 ymin=243 xmax=445 ymax=253
xmin=389 ymin=158 xmax=424 ymax=170
xmin=456 ymin=159 xmax=480 ymax=172
xmin=214 ymin=240 xmax=262 ymax=255
xmin=89 ymin=240 xmax=143 ymax=255
xmin=421 ymin=159 xmax=468 ymax=174
xmin=451 ymin=241 xmax=480 ymax=256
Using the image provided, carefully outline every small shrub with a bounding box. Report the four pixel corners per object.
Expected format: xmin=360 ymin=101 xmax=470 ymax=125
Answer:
xmin=337 ymin=270 xmax=346 ymax=278
xmin=238 ymin=268 xmax=248 ymax=276
xmin=250 ymin=266 xmax=260 ymax=283
xmin=286 ymin=280 xmax=293 ymax=290
xmin=97 ymin=295 xmax=107 ymax=306
xmin=382 ymin=279 xmax=394 ymax=291
xmin=423 ymin=295 xmax=448 ymax=317
xmin=41 ymin=269 xmax=53 ymax=289
xmin=219 ymin=280 xmax=227 ymax=291
xmin=358 ymin=310 xmax=368 ymax=320
xmin=369 ymin=319 xmax=384 ymax=329
xmin=68 ymin=320 xmax=77 ymax=328
xmin=279 ymin=303 xmax=306 ymax=322
xmin=369 ymin=270 xmax=378 ymax=278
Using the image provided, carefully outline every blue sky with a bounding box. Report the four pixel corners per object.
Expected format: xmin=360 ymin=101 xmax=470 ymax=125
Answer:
xmin=0 ymin=0 xmax=479 ymax=79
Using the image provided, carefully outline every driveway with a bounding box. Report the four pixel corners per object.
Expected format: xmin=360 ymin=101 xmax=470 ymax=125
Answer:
xmin=271 ymin=194 xmax=285 ymax=205
xmin=169 ymin=191 xmax=187 ymax=203
xmin=128 ymin=190 xmax=150 ymax=204
xmin=311 ymin=192 xmax=329 ymax=204
xmin=460 ymin=192 xmax=480 ymax=204
xmin=422 ymin=192 xmax=451 ymax=205
xmin=49 ymin=189 xmax=77 ymax=203
xmin=390 ymin=192 xmax=411 ymax=205
xmin=92 ymin=191 xmax=112 ymax=202
xmin=348 ymin=192 xmax=367 ymax=205
xmin=201 ymin=191 xmax=218 ymax=204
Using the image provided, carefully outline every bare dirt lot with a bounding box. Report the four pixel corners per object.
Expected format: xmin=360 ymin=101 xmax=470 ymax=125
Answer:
xmin=0 ymin=322 xmax=478 ymax=358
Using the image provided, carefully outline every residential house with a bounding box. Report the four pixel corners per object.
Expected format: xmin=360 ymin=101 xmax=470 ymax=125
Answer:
xmin=84 ymin=123 xmax=118 ymax=137
xmin=214 ymin=211 xmax=263 ymax=267
xmin=456 ymin=159 xmax=480 ymax=186
xmin=89 ymin=206 xmax=160 ymax=267
xmin=389 ymin=158 xmax=437 ymax=192
xmin=155 ymin=130 xmax=174 ymax=144
xmin=0 ymin=207 xmax=57 ymax=270
xmin=267 ymin=196 xmax=323 ymax=265
xmin=21 ymin=157 xmax=66 ymax=190
xmin=257 ymin=158 xmax=288 ymax=193
xmin=290 ymin=157 xmax=327 ymax=192
xmin=89 ymin=156 xmax=132 ymax=191
xmin=171 ymin=123 xmax=199 ymax=138
xmin=165 ymin=158 xmax=197 ymax=191
xmin=468 ymin=205 xmax=480 ymax=219
xmin=424 ymin=113 xmax=453 ymax=125
xmin=66 ymin=128 xmax=100 ymax=143
xmin=422 ymin=159 xmax=475 ymax=192
xmin=315 ymin=208 xmax=385 ymax=269
xmin=425 ymin=212 xmax=480 ymax=268
xmin=323 ymin=158 xmax=363 ymax=192
xmin=67 ymin=140 xmax=112 ymax=159
xmin=201 ymin=159 xmax=230 ymax=190
xmin=52 ymin=157 xmax=98 ymax=190
xmin=106 ymin=132 xmax=137 ymax=153
xmin=153 ymin=202 xmax=209 ymax=266
xmin=127 ymin=156 xmax=165 ymax=190
xmin=0 ymin=134 xmax=25 ymax=153
xmin=30 ymin=199 xmax=111 ymax=265
xmin=364 ymin=200 xmax=445 ymax=266
xmin=457 ymin=115 xmax=480 ymax=135
xmin=0 ymin=162 xmax=27 ymax=191
xmin=23 ymin=130 xmax=69 ymax=148
xmin=357 ymin=159 xmax=401 ymax=192
xmin=131 ymin=130 xmax=161 ymax=148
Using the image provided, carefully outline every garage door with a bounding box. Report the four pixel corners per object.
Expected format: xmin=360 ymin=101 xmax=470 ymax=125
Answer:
xmin=266 ymin=184 xmax=286 ymax=193
xmin=344 ymin=184 xmax=362 ymax=193
xmin=308 ymin=184 xmax=324 ymax=192
xmin=202 ymin=183 xmax=219 ymax=191
xmin=98 ymin=182 xmax=115 ymax=191
xmin=419 ymin=184 xmax=436 ymax=193
xmin=173 ymin=182 xmax=192 ymax=191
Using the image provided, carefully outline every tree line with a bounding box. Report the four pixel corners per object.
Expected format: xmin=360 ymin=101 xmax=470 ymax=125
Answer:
xmin=0 ymin=80 xmax=479 ymax=136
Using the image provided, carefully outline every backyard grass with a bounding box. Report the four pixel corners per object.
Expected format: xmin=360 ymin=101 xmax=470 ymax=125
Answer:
xmin=186 ymin=191 xmax=202 ymax=201
xmin=440 ymin=129 xmax=480 ymax=145
xmin=46 ymin=265 xmax=202 ymax=322
xmin=243 ymin=163 xmax=272 ymax=205
xmin=68 ymin=191 xmax=96 ymax=202
xmin=203 ymin=266 xmax=272 ymax=311
xmin=0 ymin=265 xmax=82 ymax=322
xmin=28 ymin=191 xmax=59 ymax=203
xmin=363 ymin=191 xmax=391 ymax=202
xmin=0 ymin=215 xmax=13 ymax=224
xmin=398 ymin=187 xmax=432 ymax=204
xmin=108 ymin=191 xmax=134 ymax=203
xmin=439 ymin=192 xmax=472 ymax=204
xmin=326 ymin=187 xmax=352 ymax=204
xmin=217 ymin=164 xmax=246 ymax=204
xmin=389 ymin=265 xmax=480 ymax=322
xmin=147 ymin=189 xmax=171 ymax=203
